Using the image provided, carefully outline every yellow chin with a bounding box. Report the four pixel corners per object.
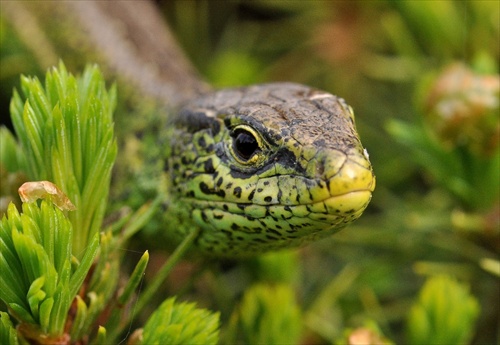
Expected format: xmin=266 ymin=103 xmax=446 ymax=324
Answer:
xmin=324 ymin=156 xmax=376 ymax=215
xmin=324 ymin=190 xmax=373 ymax=215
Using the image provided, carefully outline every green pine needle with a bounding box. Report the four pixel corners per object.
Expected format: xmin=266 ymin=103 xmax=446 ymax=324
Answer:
xmin=0 ymin=126 xmax=27 ymax=173
xmin=227 ymin=283 xmax=302 ymax=345
xmin=0 ymin=201 xmax=98 ymax=337
xmin=9 ymin=61 xmax=117 ymax=257
xmin=117 ymin=251 xmax=149 ymax=306
xmin=406 ymin=275 xmax=480 ymax=344
xmin=0 ymin=312 xmax=19 ymax=345
xmin=141 ymin=297 xmax=220 ymax=345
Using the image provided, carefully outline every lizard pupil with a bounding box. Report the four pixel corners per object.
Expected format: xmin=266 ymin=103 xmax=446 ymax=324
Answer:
xmin=232 ymin=129 xmax=260 ymax=161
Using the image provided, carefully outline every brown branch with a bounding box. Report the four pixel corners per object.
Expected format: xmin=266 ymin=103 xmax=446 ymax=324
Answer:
xmin=66 ymin=1 xmax=211 ymax=106
xmin=3 ymin=0 xmax=211 ymax=107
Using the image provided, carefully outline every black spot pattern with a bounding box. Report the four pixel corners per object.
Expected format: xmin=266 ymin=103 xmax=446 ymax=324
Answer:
xmin=168 ymin=82 xmax=375 ymax=256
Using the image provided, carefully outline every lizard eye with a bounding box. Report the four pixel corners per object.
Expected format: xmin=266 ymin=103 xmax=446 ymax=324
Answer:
xmin=230 ymin=126 xmax=262 ymax=162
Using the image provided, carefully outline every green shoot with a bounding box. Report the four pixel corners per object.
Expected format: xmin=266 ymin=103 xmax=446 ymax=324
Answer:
xmin=141 ymin=297 xmax=220 ymax=345
xmin=9 ymin=62 xmax=117 ymax=257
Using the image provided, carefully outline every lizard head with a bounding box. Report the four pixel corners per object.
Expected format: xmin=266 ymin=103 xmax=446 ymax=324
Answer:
xmin=170 ymin=83 xmax=375 ymax=256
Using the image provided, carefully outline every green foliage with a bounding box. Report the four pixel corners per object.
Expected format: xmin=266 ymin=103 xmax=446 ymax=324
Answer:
xmin=247 ymin=250 xmax=300 ymax=283
xmin=141 ymin=297 xmax=220 ymax=345
xmin=61 ymin=186 xmax=152 ymax=342
xmin=0 ymin=126 xmax=26 ymax=173
xmin=206 ymin=51 xmax=264 ymax=87
xmin=387 ymin=121 xmax=499 ymax=212
xmin=388 ymin=63 xmax=499 ymax=211
xmin=226 ymin=283 xmax=302 ymax=345
xmin=406 ymin=275 xmax=480 ymax=345
xmin=0 ymin=201 xmax=98 ymax=338
xmin=1 ymin=63 xmax=153 ymax=344
xmin=0 ymin=312 xmax=19 ymax=345
xmin=118 ymin=250 xmax=150 ymax=306
xmin=391 ymin=1 xmax=465 ymax=58
xmin=0 ymin=127 xmax=27 ymax=214
xmin=1 ymin=1 xmax=499 ymax=344
xmin=304 ymin=264 xmax=360 ymax=343
xmin=9 ymin=62 xmax=117 ymax=257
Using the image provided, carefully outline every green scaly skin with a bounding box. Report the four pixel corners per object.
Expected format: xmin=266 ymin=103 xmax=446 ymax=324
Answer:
xmin=169 ymin=83 xmax=375 ymax=256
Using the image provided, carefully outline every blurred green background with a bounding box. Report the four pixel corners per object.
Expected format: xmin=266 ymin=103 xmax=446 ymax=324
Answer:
xmin=1 ymin=1 xmax=498 ymax=344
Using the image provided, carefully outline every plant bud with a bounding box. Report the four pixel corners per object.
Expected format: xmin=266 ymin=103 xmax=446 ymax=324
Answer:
xmin=424 ymin=63 xmax=499 ymax=156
